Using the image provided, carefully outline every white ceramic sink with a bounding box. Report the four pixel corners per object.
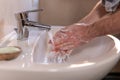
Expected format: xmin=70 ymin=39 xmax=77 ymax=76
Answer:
xmin=0 ymin=26 xmax=120 ymax=80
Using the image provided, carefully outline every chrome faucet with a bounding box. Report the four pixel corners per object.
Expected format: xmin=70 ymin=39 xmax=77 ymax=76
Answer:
xmin=15 ymin=9 xmax=51 ymax=40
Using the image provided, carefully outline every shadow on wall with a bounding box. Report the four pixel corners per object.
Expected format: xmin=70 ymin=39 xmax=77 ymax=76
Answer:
xmin=39 ymin=0 xmax=99 ymax=26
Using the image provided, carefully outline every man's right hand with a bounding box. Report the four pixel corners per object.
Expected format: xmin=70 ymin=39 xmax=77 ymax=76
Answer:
xmin=52 ymin=23 xmax=95 ymax=54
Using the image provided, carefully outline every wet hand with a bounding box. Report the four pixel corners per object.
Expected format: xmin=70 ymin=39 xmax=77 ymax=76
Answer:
xmin=53 ymin=23 xmax=94 ymax=54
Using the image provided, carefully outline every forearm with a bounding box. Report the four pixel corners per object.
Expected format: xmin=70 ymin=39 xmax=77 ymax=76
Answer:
xmin=89 ymin=10 xmax=120 ymax=38
xmin=79 ymin=1 xmax=107 ymax=24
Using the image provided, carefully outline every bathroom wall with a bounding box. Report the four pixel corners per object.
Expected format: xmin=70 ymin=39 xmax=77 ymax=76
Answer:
xmin=39 ymin=0 xmax=99 ymax=26
xmin=0 ymin=0 xmax=39 ymax=38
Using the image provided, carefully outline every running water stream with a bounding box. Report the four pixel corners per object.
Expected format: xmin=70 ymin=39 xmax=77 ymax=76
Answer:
xmin=33 ymin=26 xmax=71 ymax=63
xmin=46 ymin=28 xmax=71 ymax=63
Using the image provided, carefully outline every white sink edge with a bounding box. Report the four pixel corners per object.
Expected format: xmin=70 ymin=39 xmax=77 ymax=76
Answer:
xmin=0 ymin=28 xmax=119 ymax=72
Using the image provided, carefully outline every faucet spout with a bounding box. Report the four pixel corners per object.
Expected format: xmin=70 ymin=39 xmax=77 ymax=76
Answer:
xmin=15 ymin=9 xmax=51 ymax=40
xmin=15 ymin=13 xmax=24 ymax=40
xmin=25 ymin=21 xmax=51 ymax=31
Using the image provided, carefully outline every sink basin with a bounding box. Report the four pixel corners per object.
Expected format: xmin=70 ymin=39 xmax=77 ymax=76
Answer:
xmin=0 ymin=26 xmax=120 ymax=80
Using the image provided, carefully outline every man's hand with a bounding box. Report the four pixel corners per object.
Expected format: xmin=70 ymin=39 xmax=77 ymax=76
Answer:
xmin=52 ymin=23 xmax=95 ymax=54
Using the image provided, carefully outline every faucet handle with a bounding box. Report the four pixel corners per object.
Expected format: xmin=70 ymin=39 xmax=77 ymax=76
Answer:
xmin=15 ymin=9 xmax=44 ymax=21
xmin=25 ymin=9 xmax=44 ymax=13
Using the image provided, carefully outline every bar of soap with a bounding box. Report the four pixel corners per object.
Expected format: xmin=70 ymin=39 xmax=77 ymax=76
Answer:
xmin=0 ymin=46 xmax=22 ymax=60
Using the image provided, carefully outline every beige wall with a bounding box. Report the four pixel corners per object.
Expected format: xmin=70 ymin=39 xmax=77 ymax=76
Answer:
xmin=0 ymin=0 xmax=39 ymax=38
xmin=39 ymin=0 xmax=99 ymax=26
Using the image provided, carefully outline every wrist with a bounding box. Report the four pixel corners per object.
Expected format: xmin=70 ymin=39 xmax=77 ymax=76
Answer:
xmin=72 ymin=22 xmax=103 ymax=41
xmin=73 ymin=23 xmax=98 ymax=41
xmin=87 ymin=23 xmax=106 ymax=38
xmin=83 ymin=24 xmax=98 ymax=40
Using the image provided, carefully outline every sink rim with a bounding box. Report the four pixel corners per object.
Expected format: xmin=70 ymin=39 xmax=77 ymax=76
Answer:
xmin=0 ymin=27 xmax=120 ymax=80
xmin=0 ymin=34 xmax=119 ymax=72
xmin=0 ymin=25 xmax=120 ymax=71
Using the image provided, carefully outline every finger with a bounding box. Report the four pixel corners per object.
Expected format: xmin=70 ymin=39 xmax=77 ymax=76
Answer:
xmin=53 ymin=28 xmax=71 ymax=45
xmin=53 ymin=42 xmax=75 ymax=53
xmin=53 ymin=43 xmax=71 ymax=52
xmin=53 ymin=33 xmax=67 ymax=45
xmin=61 ymin=49 xmax=73 ymax=55
xmin=59 ymin=44 xmax=75 ymax=51
xmin=54 ymin=41 xmax=73 ymax=49
xmin=55 ymin=40 xmax=89 ymax=52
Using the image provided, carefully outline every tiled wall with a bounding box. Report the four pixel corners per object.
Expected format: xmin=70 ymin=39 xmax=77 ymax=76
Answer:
xmin=0 ymin=0 xmax=39 ymax=38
